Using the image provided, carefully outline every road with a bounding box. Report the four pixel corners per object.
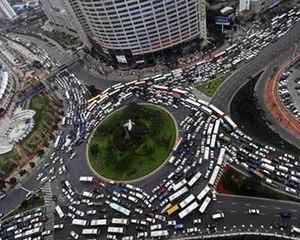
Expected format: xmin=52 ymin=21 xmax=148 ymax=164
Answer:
xmin=211 ymin=21 xmax=300 ymax=114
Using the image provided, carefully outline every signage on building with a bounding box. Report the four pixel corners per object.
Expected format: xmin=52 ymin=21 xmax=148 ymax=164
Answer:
xmin=116 ymin=55 xmax=127 ymax=64
xmin=215 ymin=16 xmax=231 ymax=26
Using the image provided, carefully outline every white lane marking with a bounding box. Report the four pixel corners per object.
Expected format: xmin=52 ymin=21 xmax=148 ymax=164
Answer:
xmin=19 ymin=186 xmax=31 ymax=193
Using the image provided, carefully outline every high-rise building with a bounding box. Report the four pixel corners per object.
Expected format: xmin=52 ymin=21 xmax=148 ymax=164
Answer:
xmin=40 ymin=0 xmax=92 ymax=48
xmin=40 ymin=0 xmax=77 ymax=34
xmin=238 ymin=0 xmax=281 ymax=13
xmin=62 ymin=0 xmax=207 ymax=66
xmin=239 ymin=0 xmax=251 ymax=11
xmin=0 ymin=0 xmax=17 ymax=21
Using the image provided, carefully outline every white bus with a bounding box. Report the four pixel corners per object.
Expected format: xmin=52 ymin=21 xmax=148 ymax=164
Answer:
xmin=82 ymin=229 xmax=99 ymax=235
xmin=111 ymin=218 xmax=129 ymax=225
xmin=188 ymin=172 xmax=202 ymax=187
xmin=178 ymin=201 xmax=199 ymax=219
xmin=55 ymin=205 xmax=65 ymax=218
xmin=172 ymin=179 xmax=187 ymax=191
xmin=209 ymin=166 xmax=220 ymax=186
xmin=204 ymin=147 xmax=210 ymax=160
xmin=179 ymin=194 xmax=195 ymax=209
xmin=291 ymin=225 xmax=300 ymax=234
xmin=213 ymin=119 xmax=221 ymax=134
xmin=90 ymin=219 xmax=107 ymax=226
xmin=169 ymin=186 xmax=188 ymax=202
xmin=197 ymin=185 xmax=211 ymax=201
xmin=108 ymin=202 xmax=131 ymax=216
xmin=199 ymin=196 xmax=212 ymax=214
xmin=72 ymin=219 xmax=88 ymax=226
xmin=217 ymin=148 xmax=226 ymax=166
xmin=107 ymin=227 xmax=125 ymax=234
xmin=150 ymin=230 xmax=169 ymax=237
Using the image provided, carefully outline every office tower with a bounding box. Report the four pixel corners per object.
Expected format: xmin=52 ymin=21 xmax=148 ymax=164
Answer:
xmin=0 ymin=0 xmax=17 ymax=21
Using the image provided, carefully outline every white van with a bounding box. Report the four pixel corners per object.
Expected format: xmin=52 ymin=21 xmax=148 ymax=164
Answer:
xmin=212 ymin=213 xmax=225 ymax=220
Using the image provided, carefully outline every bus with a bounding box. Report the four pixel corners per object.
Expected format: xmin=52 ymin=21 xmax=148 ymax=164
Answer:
xmin=167 ymin=204 xmax=180 ymax=216
xmin=172 ymin=179 xmax=187 ymax=191
xmin=291 ymin=226 xmax=300 ymax=234
xmin=188 ymin=172 xmax=202 ymax=187
xmin=82 ymin=229 xmax=99 ymax=235
xmin=178 ymin=201 xmax=199 ymax=219
xmin=179 ymin=194 xmax=195 ymax=209
xmin=90 ymin=219 xmax=107 ymax=226
xmin=199 ymin=196 xmax=212 ymax=214
xmin=197 ymin=185 xmax=211 ymax=201
xmin=169 ymin=187 xmax=188 ymax=202
xmin=111 ymin=218 xmax=129 ymax=225
xmin=55 ymin=205 xmax=65 ymax=218
xmin=107 ymin=227 xmax=125 ymax=234
xmin=150 ymin=230 xmax=169 ymax=237
xmin=72 ymin=219 xmax=88 ymax=226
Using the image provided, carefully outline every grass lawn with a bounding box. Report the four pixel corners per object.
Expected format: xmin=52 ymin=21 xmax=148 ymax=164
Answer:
xmin=29 ymin=95 xmax=53 ymax=132
xmin=198 ymin=75 xmax=228 ymax=97
xmin=0 ymin=149 xmax=20 ymax=179
xmin=218 ymin=166 xmax=300 ymax=202
xmin=89 ymin=104 xmax=177 ymax=181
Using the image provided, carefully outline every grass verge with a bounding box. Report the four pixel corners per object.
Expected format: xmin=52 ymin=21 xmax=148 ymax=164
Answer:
xmin=217 ymin=166 xmax=300 ymax=202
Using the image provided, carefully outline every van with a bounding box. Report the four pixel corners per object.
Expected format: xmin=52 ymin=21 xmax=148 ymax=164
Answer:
xmin=212 ymin=213 xmax=225 ymax=220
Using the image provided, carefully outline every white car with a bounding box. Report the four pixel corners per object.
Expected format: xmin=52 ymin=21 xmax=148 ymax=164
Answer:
xmin=0 ymin=193 xmax=6 ymax=200
xmin=248 ymin=209 xmax=260 ymax=215
xmin=70 ymin=231 xmax=79 ymax=239
xmin=193 ymin=219 xmax=201 ymax=224
xmin=36 ymin=173 xmax=43 ymax=181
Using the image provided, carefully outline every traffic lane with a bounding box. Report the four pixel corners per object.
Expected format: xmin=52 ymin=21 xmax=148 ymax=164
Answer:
xmin=215 ymin=194 xmax=299 ymax=221
xmin=67 ymin=62 xmax=136 ymax=90
xmin=211 ymin=22 xmax=300 ymax=113
xmin=211 ymin=44 xmax=291 ymax=112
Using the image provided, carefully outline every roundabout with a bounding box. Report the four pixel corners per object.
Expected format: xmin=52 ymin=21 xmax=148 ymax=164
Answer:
xmin=88 ymin=103 xmax=177 ymax=181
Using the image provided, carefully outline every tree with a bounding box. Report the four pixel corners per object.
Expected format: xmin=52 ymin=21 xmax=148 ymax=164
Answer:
xmin=37 ymin=149 xmax=45 ymax=157
xmin=29 ymin=162 xmax=35 ymax=168
xmin=9 ymin=177 xmax=17 ymax=185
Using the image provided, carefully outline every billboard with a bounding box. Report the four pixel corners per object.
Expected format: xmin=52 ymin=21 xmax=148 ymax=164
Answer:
xmin=215 ymin=16 xmax=231 ymax=26
xmin=116 ymin=55 xmax=127 ymax=64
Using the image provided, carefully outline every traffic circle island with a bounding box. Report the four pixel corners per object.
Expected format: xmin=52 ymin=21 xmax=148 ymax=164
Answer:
xmin=88 ymin=103 xmax=177 ymax=181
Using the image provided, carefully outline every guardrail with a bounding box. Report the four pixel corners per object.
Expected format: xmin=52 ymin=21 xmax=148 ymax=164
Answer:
xmin=168 ymin=231 xmax=299 ymax=240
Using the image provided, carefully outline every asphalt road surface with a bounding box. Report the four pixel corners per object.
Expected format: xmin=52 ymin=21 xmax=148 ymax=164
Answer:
xmin=211 ymin=21 xmax=300 ymax=114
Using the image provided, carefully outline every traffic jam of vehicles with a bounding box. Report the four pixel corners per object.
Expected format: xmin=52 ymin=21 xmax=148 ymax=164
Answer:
xmin=0 ymin=9 xmax=300 ymax=240
xmin=184 ymin=9 xmax=300 ymax=84
xmin=55 ymin=73 xmax=299 ymax=240
xmin=2 ymin=68 xmax=296 ymax=240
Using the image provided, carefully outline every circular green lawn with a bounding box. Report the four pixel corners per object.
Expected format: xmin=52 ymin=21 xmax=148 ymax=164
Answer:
xmin=88 ymin=103 xmax=177 ymax=181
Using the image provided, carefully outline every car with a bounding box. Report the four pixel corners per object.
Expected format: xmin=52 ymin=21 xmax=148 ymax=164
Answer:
xmin=70 ymin=231 xmax=79 ymax=239
xmin=167 ymin=220 xmax=176 ymax=226
xmin=248 ymin=209 xmax=260 ymax=215
xmin=193 ymin=219 xmax=201 ymax=224
xmin=187 ymin=227 xmax=198 ymax=233
xmin=36 ymin=173 xmax=43 ymax=181
xmin=280 ymin=211 xmax=292 ymax=218
xmin=0 ymin=193 xmax=6 ymax=200
xmin=135 ymin=226 xmax=146 ymax=231
xmin=53 ymin=224 xmax=64 ymax=229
